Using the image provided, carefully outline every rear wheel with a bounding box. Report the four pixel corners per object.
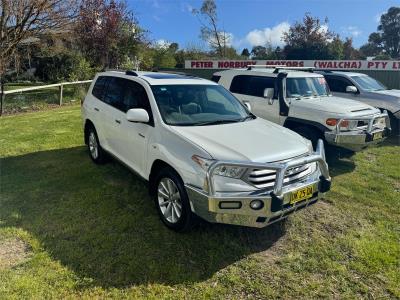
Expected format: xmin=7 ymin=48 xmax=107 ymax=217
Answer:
xmin=153 ymin=167 xmax=197 ymax=232
xmin=87 ymin=126 xmax=107 ymax=164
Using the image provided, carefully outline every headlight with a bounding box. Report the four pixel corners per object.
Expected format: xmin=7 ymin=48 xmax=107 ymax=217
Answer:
xmin=213 ymin=165 xmax=246 ymax=178
xmin=192 ymin=155 xmax=246 ymax=178
xmin=326 ymin=118 xmax=358 ymax=131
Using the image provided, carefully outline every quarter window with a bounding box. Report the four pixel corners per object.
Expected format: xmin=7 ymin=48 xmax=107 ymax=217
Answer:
xmin=230 ymin=75 xmax=276 ymax=97
xmin=211 ymin=75 xmax=221 ymax=83
xmin=92 ymin=76 xmax=108 ymax=100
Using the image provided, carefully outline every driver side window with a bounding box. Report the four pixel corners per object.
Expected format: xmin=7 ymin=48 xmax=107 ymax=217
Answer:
xmin=326 ymin=76 xmax=353 ymax=93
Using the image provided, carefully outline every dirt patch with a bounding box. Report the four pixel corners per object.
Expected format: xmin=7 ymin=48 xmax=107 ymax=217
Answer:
xmin=0 ymin=238 xmax=32 ymax=269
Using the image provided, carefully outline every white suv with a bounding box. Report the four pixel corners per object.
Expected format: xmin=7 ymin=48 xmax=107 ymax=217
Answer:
xmin=214 ymin=66 xmax=391 ymax=151
xmin=82 ymin=70 xmax=331 ymax=231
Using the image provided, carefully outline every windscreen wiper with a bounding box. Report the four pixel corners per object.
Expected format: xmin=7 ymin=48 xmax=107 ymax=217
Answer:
xmin=239 ymin=114 xmax=256 ymax=122
xmin=195 ymin=119 xmax=241 ymax=126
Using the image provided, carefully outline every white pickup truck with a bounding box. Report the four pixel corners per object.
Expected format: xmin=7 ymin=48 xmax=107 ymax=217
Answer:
xmin=214 ymin=66 xmax=391 ymax=151
xmin=82 ymin=70 xmax=331 ymax=231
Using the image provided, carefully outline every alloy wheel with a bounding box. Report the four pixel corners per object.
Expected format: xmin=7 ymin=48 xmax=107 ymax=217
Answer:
xmin=157 ymin=178 xmax=183 ymax=223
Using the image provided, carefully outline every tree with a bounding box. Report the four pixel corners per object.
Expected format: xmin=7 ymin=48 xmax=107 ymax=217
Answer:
xmin=283 ymin=14 xmax=335 ymax=59
xmin=0 ymin=0 xmax=76 ymax=80
xmin=152 ymin=42 xmax=177 ymax=69
xmin=251 ymin=46 xmax=267 ymax=59
xmin=328 ymin=35 xmax=344 ymax=59
xmin=193 ymin=0 xmax=230 ymax=58
xmin=75 ymin=0 xmax=145 ymax=69
xmin=362 ymin=7 xmax=400 ymax=59
xmin=241 ymin=48 xmax=250 ymax=58
xmin=378 ymin=7 xmax=400 ymax=58
xmin=342 ymin=37 xmax=361 ymax=59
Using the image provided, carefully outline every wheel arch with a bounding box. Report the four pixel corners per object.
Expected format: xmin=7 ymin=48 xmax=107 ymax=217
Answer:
xmin=148 ymin=159 xmax=181 ymax=196
xmin=283 ymin=117 xmax=327 ymax=135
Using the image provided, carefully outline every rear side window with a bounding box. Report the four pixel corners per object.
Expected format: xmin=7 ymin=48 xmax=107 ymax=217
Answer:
xmin=230 ymin=75 xmax=276 ymax=97
xmin=325 ymin=76 xmax=352 ymax=93
xmin=100 ymin=77 xmax=154 ymax=125
xmin=211 ymin=75 xmax=221 ymax=83
xmin=103 ymin=77 xmax=124 ymax=109
xmin=92 ymin=76 xmax=108 ymax=100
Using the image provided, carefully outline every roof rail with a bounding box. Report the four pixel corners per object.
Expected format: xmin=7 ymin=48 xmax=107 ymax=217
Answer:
xmin=246 ymin=65 xmax=315 ymax=73
xmin=101 ymin=68 xmax=126 ymax=73
xmin=158 ymin=70 xmax=200 ymax=78
xmin=125 ymin=70 xmax=138 ymax=76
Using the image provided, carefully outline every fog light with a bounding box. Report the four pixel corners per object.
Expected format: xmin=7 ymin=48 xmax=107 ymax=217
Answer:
xmin=250 ymin=199 xmax=264 ymax=210
xmin=219 ymin=201 xmax=242 ymax=209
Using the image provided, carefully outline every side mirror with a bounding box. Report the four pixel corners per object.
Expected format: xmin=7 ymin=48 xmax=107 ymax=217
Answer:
xmin=243 ymin=101 xmax=251 ymax=111
xmin=126 ymin=108 xmax=149 ymax=123
xmin=345 ymin=86 xmax=358 ymax=94
xmin=263 ymin=88 xmax=275 ymax=105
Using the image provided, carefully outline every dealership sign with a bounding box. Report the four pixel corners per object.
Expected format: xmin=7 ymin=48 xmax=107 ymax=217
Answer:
xmin=185 ymin=60 xmax=400 ymax=71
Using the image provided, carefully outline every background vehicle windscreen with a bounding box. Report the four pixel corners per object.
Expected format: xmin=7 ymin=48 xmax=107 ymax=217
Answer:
xmin=351 ymin=75 xmax=387 ymax=91
xmin=151 ymin=85 xmax=249 ymax=126
xmin=287 ymin=77 xmax=330 ymax=98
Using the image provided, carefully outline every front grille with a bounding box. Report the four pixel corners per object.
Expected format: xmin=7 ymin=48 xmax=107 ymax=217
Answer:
xmin=244 ymin=164 xmax=313 ymax=189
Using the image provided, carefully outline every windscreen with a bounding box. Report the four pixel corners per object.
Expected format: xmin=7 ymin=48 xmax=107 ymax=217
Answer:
xmin=151 ymin=85 xmax=252 ymax=126
xmin=286 ymin=77 xmax=330 ymax=98
xmin=351 ymin=75 xmax=387 ymax=91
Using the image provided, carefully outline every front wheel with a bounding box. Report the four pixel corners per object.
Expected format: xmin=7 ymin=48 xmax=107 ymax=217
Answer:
xmin=153 ymin=167 xmax=197 ymax=232
xmin=87 ymin=126 xmax=107 ymax=164
xmin=389 ymin=112 xmax=400 ymax=136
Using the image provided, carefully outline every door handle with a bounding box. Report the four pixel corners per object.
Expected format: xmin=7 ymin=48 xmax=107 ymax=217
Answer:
xmin=94 ymin=107 xmax=99 ymax=112
xmin=115 ymin=119 xmax=121 ymax=124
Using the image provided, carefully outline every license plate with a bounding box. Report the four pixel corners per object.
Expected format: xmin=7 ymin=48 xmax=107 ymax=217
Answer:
xmin=373 ymin=131 xmax=383 ymax=140
xmin=290 ymin=185 xmax=314 ymax=204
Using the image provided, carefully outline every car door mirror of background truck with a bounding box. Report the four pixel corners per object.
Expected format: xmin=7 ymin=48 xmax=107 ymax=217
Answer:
xmin=243 ymin=101 xmax=251 ymax=111
xmin=126 ymin=108 xmax=150 ymax=123
xmin=264 ymin=88 xmax=275 ymax=104
xmin=346 ymin=85 xmax=358 ymax=94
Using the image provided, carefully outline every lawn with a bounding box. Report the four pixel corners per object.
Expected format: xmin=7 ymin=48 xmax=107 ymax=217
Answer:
xmin=0 ymin=105 xmax=399 ymax=299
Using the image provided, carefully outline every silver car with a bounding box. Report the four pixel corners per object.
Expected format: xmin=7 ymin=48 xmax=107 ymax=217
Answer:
xmin=318 ymin=71 xmax=400 ymax=135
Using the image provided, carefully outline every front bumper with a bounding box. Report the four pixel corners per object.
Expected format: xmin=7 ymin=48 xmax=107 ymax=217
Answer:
xmin=324 ymin=112 xmax=391 ymax=151
xmin=185 ymin=140 xmax=331 ymax=228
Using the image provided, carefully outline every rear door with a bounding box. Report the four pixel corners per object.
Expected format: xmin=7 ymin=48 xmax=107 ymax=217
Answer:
xmin=100 ymin=76 xmax=125 ymax=155
xmin=89 ymin=76 xmax=113 ymax=150
xmin=229 ymin=75 xmax=280 ymax=124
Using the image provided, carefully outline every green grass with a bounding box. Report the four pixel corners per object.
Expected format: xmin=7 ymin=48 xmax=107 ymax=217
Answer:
xmin=0 ymin=106 xmax=399 ymax=299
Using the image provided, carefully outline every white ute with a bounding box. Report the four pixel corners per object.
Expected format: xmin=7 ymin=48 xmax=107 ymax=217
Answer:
xmin=82 ymin=70 xmax=331 ymax=231
xmin=214 ymin=66 xmax=391 ymax=151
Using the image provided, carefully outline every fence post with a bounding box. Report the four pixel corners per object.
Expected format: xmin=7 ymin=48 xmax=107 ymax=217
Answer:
xmin=0 ymin=83 xmax=4 ymax=116
xmin=59 ymin=84 xmax=63 ymax=106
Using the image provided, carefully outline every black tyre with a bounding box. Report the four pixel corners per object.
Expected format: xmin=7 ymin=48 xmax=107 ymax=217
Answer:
xmin=294 ymin=126 xmax=321 ymax=149
xmin=153 ymin=167 xmax=197 ymax=232
xmin=87 ymin=126 xmax=107 ymax=164
xmin=389 ymin=112 xmax=400 ymax=136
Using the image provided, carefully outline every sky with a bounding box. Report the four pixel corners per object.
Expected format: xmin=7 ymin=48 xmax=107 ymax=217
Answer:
xmin=127 ymin=0 xmax=400 ymax=51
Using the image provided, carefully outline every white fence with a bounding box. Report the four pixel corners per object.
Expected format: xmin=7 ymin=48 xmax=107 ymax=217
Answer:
xmin=0 ymin=80 xmax=92 ymax=116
